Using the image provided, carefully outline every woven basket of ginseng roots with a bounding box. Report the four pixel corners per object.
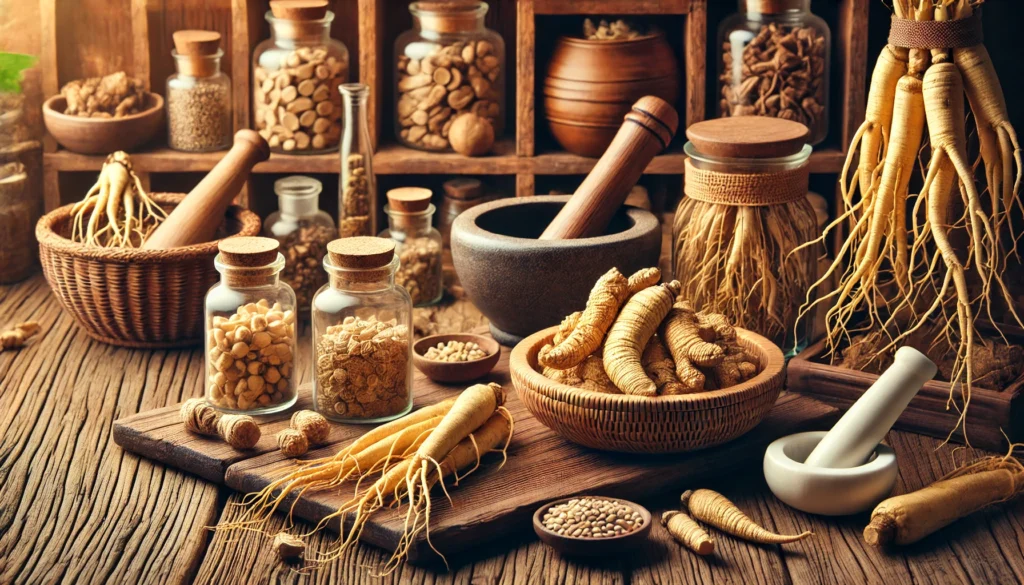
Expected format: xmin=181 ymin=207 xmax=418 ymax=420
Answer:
xmin=794 ymin=0 xmax=1024 ymax=443
xmin=36 ymin=152 xmax=259 ymax=348
xmin=510 ymin=267 xmax=786 ymax=454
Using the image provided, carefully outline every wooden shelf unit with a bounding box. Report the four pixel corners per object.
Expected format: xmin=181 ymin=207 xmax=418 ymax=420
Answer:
xmin=39 ymin=0 xmax=868 ymax=209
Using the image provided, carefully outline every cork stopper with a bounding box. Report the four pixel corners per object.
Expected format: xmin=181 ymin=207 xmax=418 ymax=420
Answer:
xmin=270 ymin=0 xmax=330 ymax=20
xmin=327 ymin=237 xmax=396 ymax=269
xmin=386 ymin=187 xmax=433 ymax=213
xmin=218 ymin=237 xmax=281 ymax=267
xmin=443 ymin=178 xmax=483 ymax=201
xmin=172 ymin=30 xmax=221 ymax=77
xmin=411 ymin=1 xmax=485 ymax=33
xmin=744 ymin=0 xmax=806 ymax=14
xmin=686 ymin=117 xmax=809 ymax=159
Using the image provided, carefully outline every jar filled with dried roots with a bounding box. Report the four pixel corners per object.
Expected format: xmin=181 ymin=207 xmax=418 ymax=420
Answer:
xmin=312 ymin=237 xmax=413 ymax=423
xmin=379 ymin=187 xmax=443 ymax=307
xmin=717 ymin=0 xmax=830 ymax=144
xmin=264 ymin=175 xmax=337 ymax=310
xmin=205 ymin=237 xmax=298 ymax=414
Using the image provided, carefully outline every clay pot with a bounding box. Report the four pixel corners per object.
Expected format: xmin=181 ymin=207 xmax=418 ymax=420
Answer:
xmin=450 ymin=195 xmax=661 ymax=345
xmin=543 ymin=33 xmax=680 ymax=157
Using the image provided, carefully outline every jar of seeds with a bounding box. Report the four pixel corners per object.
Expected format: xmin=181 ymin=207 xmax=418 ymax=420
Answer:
xmin=205 ymin=237 xmax=298 ymax=414
xmin=379 ymin=187 xmax=443 ymax=307
xmin=167 ymin=30 xmax=232 ymax=152
xmin=338 ymin=83 xmax=376 ymax=237
xmin=253 ymin=0 xmax=349 ymax=154
xmin=312 ymin=237 xmax=413 ymax=423
xmin=264 ymin=175 xmax=337 ymax=310
xmin=394 ymin=1 xmax=505 ymax=151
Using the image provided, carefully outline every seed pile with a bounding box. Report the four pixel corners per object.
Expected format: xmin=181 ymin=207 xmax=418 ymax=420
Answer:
xmin=315 ymin=315 xmax=410 ymax=420
xmin=423 ymin=340 xmax=488 ymax=362
xmin=255 ymin=47 xmax=348 ymax=152
xmin=340 ymin=153 xmax=371 ymax=237
xmin=167 ymin=80 xmax=231 ymax=151
xmin=396 ymin=238 xmax=442 ymax=305
xmin=278 ymin=224 xmax=336 ymax=307
xmin=207 ymin=300 xmax=296 ymax=410
xmin=720 ymin=23 xmax=827 ymax=137
xmin=542 ymin=498 xmax=645 ymax=539
xmin=396 ymin=39 xmax=501 ymax=151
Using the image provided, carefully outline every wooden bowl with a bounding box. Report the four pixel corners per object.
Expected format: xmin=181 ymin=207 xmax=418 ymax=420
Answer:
xmin=413 ymin=333 xmax=501 ymax=383
xmin=533 ymin=496 xmax=652 ymax=556
xmin=510 ymin=326 xmax=785 ymax=453
xmin=43 ymin=93 xmax=164 ymax=154
xmin=543 ymin=32 xmax=680 ymax=156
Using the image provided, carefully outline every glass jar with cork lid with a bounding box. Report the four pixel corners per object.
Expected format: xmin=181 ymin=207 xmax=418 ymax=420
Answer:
xmin=264 ymin=175 xmax=337 ymax=311
xmin=311 ymin=237 xmax=413 ymax=423
xmin=379 ymin=187 xmax=443 ymax=307
xmin=717 ymin=0 xmax=830 ymax=144
xmin=205 ymin=237 xmax=298 ymax=414
xmin=167 ymin=30 xmax=232 ymax=152
xmin=253 ymin=0 xmax=349 ymax=154
xmin=394 ymin=1 xmax=505 ymax=151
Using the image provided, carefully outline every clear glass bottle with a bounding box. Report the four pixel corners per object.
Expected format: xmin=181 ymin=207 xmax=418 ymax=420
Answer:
xmin=312 ymin=237 xmax=413 ymax=423
xmin=339 ymin=83 xmax=376 ymax=237
xmin=264 ymin=176 xmax=338 ymax=311
xmin=394 ymin=1 xmax=505 ymax=151
xmin=717 ymin=0 xmax=830 ymax=144
xmin=379 ymin=187 xmax=444 ymax=307
xmin=253 ymin=1 xmax=349 ymax=154
xmin=167 ymin=30 xmax=232 ymax=152
xmin=205 ymin=237 xmax=298 ymax=414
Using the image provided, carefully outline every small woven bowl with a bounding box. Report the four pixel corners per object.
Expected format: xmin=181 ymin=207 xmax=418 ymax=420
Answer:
xmin=36 ymin=193 xmax=261 ymax=348
xmin=510 ymin=326 xmax=785 ymax=454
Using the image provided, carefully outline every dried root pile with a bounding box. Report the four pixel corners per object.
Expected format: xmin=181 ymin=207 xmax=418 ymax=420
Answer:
xmin=538 ymin=267 xmax=761 ymax=395
xmin=70 ymin=151 xmax=167 ymax=247
xmin=796 ymin=0 xmax=1023 ymax=439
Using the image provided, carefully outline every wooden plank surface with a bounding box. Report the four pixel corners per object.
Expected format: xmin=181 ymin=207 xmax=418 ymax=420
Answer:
xmin=5 ymin=273 xmax=1024 ymax=584
xmin=113 ymin=346 xmax=840 ymax=563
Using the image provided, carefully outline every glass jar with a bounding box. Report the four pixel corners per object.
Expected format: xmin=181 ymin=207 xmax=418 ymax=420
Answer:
xmin=312 ymin=237 xmax=413 ymax=423
xmin=339 ymin=83 xmax=376 ymax=237
xmin=379 ymin=187 xmax=443 ymax=307
xmin=438 ymin=177 xmax=486 ymax=248
xmin=672 ymin=117 xmax=818 ymax=355
xmin=205 ymin=237 xmax=298 ymax=414
xmin=167 ymin=31 xmax=232 ymax=152
xmin=0 ymin=90 xmax=41 ymax=284
xmin=253 ymin=1 xmax=349 ymax=154
xmin=717 ymin=0 xmax=829 ymax=145
xmin=394 ymin=1 xmax=504 ymax=151
xmin=264 ymin=176 xmax=337 ymax=310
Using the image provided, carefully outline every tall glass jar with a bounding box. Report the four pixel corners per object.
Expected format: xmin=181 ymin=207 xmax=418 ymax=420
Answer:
xmin=394 ymin=1 xmax=504 ymax=151
xmin=717 ymin=0 xmax=829 ymax=144
xmin=167 ymin=30 xmax=232 ymax=152
xmin=205 ymin=237 xmax=298 ymax=414
xmin=379 ymin=187 xmax=443 ymax=307
xmin=312 ymin=237 xmax=413 ymax=423
xmin=339 ymin=83 xmax=376 ymax=237
xmin=264 ymin=176 xmax=337 ymax=310
xmin=253 ymin=0 xmax=349 ymax=154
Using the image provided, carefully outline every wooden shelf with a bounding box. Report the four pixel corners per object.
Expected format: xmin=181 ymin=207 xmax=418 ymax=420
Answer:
xmin=373 ymin=139 xmax=519 ymax=175
xmin=43 ymin=148 xmax=340 ymax=174
xmin=534 ymin=0 xmax=690 ymax=15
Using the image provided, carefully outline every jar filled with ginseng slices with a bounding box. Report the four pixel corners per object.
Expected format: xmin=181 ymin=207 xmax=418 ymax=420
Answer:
xmin=205 ymin=237 xmax=298 ymax=414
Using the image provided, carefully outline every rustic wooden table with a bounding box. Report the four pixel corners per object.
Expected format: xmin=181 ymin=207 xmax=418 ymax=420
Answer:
xmin=3 ymin=274 xmax=1023 ymax=585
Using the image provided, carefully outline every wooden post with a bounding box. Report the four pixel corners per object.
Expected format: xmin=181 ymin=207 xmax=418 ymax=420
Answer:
xmin=516 ymin=172 xmax=535 ymax=198
xmin=359 ymin=0 xmax=383 ymax=150
xmin=684 ymin=0 xmax=707 ymax=128
xmin=130 ymin=0 xmax=151 ymax=92
xmin=516 ymin=0 xmax=535 ymax=158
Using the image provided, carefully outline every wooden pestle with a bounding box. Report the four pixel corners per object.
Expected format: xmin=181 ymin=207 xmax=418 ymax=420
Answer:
xmin=540 ymin=96 xmax=678 ymax=240
xmin=142 ymin=130 xmax=270 ymax=249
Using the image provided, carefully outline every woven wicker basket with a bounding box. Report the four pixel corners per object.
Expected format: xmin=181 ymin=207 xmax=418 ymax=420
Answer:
xmin=510 ymin=326 xmax=786 ymax=453
xmin=36 ymin=193 xmax=261 ymax=348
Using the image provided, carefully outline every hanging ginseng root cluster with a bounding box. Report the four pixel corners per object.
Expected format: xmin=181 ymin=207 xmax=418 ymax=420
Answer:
xmin=796 ymin=0 xmax=1022 ymax=440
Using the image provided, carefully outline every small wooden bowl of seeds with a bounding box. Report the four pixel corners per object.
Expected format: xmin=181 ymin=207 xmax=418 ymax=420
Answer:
xmin=533 ymin=495 xmax=652 ymax=556
xmin=413 ymin=333 xmax=500 ymax=383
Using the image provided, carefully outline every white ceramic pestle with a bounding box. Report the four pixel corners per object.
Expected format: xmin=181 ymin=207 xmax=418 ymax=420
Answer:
xmin=804 ymin=346 xmax=937 ymax=469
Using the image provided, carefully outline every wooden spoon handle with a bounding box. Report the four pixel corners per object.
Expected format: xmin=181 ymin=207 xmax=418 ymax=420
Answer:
xmin=142 ymin=130 xmax=270 ymax=250
xmin=540 ymin=96 xmax=678 ymax=240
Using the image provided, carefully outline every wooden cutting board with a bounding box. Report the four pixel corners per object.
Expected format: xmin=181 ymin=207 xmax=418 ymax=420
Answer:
xmin=114 ymin=350 xmax=838 ymax=564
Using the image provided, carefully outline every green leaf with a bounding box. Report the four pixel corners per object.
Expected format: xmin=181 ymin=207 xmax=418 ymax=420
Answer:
xmin=0 ymin=52 xmax=38 ymax=94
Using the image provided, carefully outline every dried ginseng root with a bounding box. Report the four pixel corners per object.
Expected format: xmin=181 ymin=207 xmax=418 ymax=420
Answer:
xmin=70 ymin=152 xmax=167 ymax=247
xmin=179 ymin=398 xmax=261 ymax=449
xmin=662 ymin=510 xmax=715 ymax=556
xmin=0 ymin=321 xmax=40 ymax=352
